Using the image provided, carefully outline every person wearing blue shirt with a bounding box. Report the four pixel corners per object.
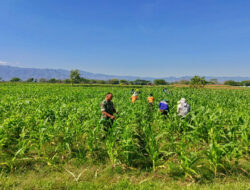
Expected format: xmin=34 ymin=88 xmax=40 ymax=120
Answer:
xmin=159 ymin=99 xmax=169 ymax=116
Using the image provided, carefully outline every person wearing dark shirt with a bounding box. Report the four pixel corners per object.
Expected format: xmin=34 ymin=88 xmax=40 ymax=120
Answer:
xmin=100 ymin=93 xmax=116 ymax=132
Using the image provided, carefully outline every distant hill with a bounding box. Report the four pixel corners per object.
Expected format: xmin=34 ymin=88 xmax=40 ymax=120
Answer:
xmin=0 ymin=65 xmax=249 ymax=82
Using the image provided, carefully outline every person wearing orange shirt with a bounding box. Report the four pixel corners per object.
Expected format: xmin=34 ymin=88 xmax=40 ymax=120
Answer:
xmin=131 ymin=92 xmax=138 ymax=103
xmin=147 ymin=94 xmax=154 ymax=105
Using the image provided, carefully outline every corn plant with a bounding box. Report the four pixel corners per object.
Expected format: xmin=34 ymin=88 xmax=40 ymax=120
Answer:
xmin=0 ymin=83 xmax=249 ymax=178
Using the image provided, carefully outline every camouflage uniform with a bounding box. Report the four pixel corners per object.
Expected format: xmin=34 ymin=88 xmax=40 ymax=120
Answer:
xmin=100 ymin=99 xmax=115 ymax=131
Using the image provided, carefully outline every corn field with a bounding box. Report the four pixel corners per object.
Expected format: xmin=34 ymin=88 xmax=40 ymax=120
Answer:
xmin=0 ymin=84 xmax=249 ymax=179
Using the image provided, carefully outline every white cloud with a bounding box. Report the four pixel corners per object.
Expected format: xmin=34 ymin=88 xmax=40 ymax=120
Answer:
xmin=0 ymin=60 xmax=8 ymax=65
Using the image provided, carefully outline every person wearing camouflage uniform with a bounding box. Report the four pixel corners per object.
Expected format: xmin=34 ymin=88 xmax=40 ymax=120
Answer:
xmin=100 ymin=92 xmax=116 ymax=132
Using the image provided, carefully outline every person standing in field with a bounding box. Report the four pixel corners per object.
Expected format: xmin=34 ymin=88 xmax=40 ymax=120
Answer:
xmin=147 ymin=94 xmax=154 ymax=105
xmin=159 ymin=99 xmax=169 ymax=116
xmin=131 ymin=92 xmax=138 ymax=103
xmin=177 ymin=98 xmax=190 ymax=117
xmin=100 ymin=93 xmax=117 ymax=132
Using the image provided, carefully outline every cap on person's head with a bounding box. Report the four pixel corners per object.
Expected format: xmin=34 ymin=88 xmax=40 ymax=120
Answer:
xmin=180 ymin=98 xmax=186 ymax=102
xmin=149 ymin=94 xmax=153 ymax=96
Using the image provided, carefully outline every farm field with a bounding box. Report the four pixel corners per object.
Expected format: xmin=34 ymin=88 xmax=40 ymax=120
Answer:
xmin=0 ymin=83 xmax=249 ymax=189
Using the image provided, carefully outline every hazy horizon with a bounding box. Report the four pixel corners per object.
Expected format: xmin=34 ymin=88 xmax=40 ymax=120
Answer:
xmin=1 ymin=64 xmax=250 ymax=79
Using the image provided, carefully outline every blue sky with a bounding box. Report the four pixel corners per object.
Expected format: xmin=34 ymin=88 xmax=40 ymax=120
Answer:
xmin=0 ymin=0 xmax=250 ymax=77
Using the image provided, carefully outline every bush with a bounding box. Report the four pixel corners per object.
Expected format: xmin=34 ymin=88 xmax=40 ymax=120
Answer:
xmin=10 ymin=77 xmax=22 ymax=82
xmin=48 ymin=78 xmax=57 ymax=83
xmin=224 ymin=80 xmax=241 ymax=86
xmin=108 ymin=79 xmax=120 ymax=84
xmin=190 ymin=76 xmax=206 ymax=88
xmin=154 ymin=79 xmax=168 ymax=85
xmin=26 ymin=78 xmax=34 ymax=82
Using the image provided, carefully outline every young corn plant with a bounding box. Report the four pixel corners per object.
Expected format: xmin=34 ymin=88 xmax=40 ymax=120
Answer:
xmin=119 ymin=124 xmax=139 ymax=166
xmin=176 ymin=138 xmax=200 ymax=180
xmin=142 ymin=123 xmax=162 ymax=172
xmin=105 ymin=122 xmax=119 ymax=167
xmin=205 ymin=128 xmax=227 ymax=176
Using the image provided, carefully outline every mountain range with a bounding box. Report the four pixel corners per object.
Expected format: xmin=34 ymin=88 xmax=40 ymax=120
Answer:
xmin=0 ymin=65 xmax=249 ymax=82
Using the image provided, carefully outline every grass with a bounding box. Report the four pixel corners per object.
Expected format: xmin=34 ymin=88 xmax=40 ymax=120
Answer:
xmin=0 ymin=161 xmax=249 ymax=190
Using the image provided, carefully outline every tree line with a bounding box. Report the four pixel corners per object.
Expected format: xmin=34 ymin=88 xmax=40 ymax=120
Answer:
xmin=1 ymin=70 xmax=249 ymax=86
xmin=3 ymin=77 xmax=166 ymax=85
xmin=0 ymin=70 xmax=168 ymax=85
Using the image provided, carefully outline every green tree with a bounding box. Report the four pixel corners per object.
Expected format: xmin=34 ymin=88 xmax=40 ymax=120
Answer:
xmin=154 ymin=79 xmax=167 ymax=85
xmin=89 ymin=79 xmax=97 ymax=84
xmin=224 ymin=80 xmax=240 ymax=86
xmin=48 ymin=78 xmax=57 ymax=83
xmin=70 ymin=69 xmax=81 ymax=84
xmin=133 ymin=79 xmax=150 ymax=85
xmin=129 ymin=81 xmax=134 ymax=85
xmin=120 ymin=79 xmax=128 ymax=85
xmin=209 ymin=78 xmax=218 ymax=84
xmin=79 ymin=77 xmax=90 ymax=84
xmin=241 ymin=80 xmax=250 ymax=86
xmin=190 ymin=76 xmax=207 ymax=88
xmin=64 ymin=79 xmax=71 ymax=83
xmin=96 ymin=80 xmax=106 ymax=84
xmin=10 ymin=77 xmax=22 ymax=82
xmin=108 ymin=79 xmax=120 ymax=84
xmin=39 ymin=78 xmax=47 ymax=83
xmin=26 ymin=78 xmax=34 ymax=82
